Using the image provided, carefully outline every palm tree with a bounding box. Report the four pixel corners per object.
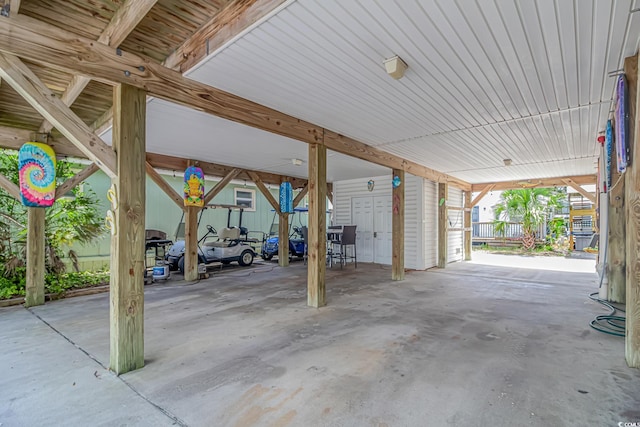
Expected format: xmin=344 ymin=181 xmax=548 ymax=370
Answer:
xmin=493 ymin=188 xmax=563 ymax=250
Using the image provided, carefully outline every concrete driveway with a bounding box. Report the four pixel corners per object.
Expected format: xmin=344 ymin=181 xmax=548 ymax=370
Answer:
xmin=1 ymin=255 xmax=638 ymax=426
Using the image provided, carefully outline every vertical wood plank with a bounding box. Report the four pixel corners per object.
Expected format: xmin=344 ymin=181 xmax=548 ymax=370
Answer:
xmin=109 ymin=83 xmax=146 ymax=375
xmin=308 ymin=143 xmax=326 ymax=307
xmin=438 ymin=183 xmax=448 ymax=268
xmin=624 ymin=54 xmax=640 ymax=367
xmin=608 ymin=134 xmax=626 ymax=303
xmin=464 ymin=191 xmax=472 ymax=261
xmin=392 ymin=169 xmax=405 ymax=281
xmin=278 ymin=213 xmax=290 ymax=267
xmin=24 ymin=207 xmax=45 ymax=307
xmin=184 ymin=206 xmax=199 ymax=281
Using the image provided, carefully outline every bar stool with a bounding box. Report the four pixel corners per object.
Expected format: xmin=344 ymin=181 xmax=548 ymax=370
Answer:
xmin=329 ymin=225 xmax=357 ymax=268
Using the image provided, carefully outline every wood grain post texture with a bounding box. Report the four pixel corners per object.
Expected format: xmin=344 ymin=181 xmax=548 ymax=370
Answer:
xmin=109 ymin=84 xmax=146 ymax=375
xmin=438 ymin=183 xmax=448 ymax=268
xmin=392 ymin=169 xmax=405 ymax=281
xmin=307 ymin=143 xmax=326 ymax=308
xmin=464 ymin=191 xmax=472 ymax=261
xmin=24 ymin=207 xmax=45 ymax=307
xmin=184 ymin=206 xmax=199 ymax=281
xmin=624 ymin=54 xmax=640 ymax=368
xmin=278 ymin=213 xmax=290 ymax=267
xmin=608 ymin=126 xmax=626 ymax=303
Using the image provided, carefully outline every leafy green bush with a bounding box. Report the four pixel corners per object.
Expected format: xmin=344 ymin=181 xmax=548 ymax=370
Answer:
xmin=0 ymin=267 xmax=109 ymax=300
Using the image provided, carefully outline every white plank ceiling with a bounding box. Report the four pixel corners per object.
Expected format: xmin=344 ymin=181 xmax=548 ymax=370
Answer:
xmin=144 ymin=0 xmax=640 ymax=185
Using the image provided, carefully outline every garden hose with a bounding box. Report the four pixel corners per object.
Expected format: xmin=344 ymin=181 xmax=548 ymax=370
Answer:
xmin=588 ymin=292 xmax=625 ymax=337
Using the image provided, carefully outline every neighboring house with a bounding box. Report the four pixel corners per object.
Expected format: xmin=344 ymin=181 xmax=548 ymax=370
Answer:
xmin=70 ymin=170 xmax=302 ymax=271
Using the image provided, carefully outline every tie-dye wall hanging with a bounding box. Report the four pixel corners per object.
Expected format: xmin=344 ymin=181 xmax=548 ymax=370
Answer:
xmin=18 ymin=142 xmax=56 ymax=207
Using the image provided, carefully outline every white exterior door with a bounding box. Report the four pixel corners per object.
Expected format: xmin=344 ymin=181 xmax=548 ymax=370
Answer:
xmin=373 ymin=196 xmax=392 ymax=265
xmin=352 ymin=197 xmax=374 ymax=262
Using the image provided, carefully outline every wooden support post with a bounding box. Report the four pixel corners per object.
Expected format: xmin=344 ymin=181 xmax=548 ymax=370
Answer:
xmin=24 ymin=207 xmax=45 ymax=307
xmin=464 ymin=191 xmax=472 ymax=261
xmin=624 ymin=54 xmax=640 ymax=368
xmin=184 ymin=206 xmax=199 ymax=281
xmin=308 ymin=143 xmax=326 ymax=307
xmin=609 ymin=125 xmax=626 ymax=303
xmin=109 ymin=83 xmax=146 ymax=375
xmin=438 ymin=183 xmax=448 ymax=268
xmin=392 ymin=169 xmax=405 ymax=281
xmin=279 ymin=213 xmax=290 ymax=267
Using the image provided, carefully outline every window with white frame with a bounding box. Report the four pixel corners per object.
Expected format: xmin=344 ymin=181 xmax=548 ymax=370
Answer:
xmin=234 ymin=188 xmax=256 ymax=211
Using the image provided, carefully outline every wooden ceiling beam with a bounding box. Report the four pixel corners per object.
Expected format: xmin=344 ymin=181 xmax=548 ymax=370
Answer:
xmin=145 ymin=152 xmax=307 ymax=188
xmin=203 ymin=167 xmax=241 ymax=205
xmin=0 ymin=0 xmax=20 ymax=16
xmin=91 ymin=0 xmax=285 ymax=138
xmin=323 ymin=130 xmax=470 ymax=190
xmin=0 ymin=172 xmax=20 ymax=200
xmin=55 ymin=163 xmax=100 ymax=198
xmin=0 ymin=125 xmax=85 ymax=157
xmin=562 ymin=178 xmax=596 ymax=203
xmin=0 ymin=15 xmax=470 ymax=191
xmin=469 ymin=184 xmax=495 ymax=208
xmin=471 ymin=174 xmax=596 ymax=192
xmin=164 ymin=0 xmax=287 ymax=72
xmin=293 ymin=184 xmax=308 ymax=207
xmin=145 ymin=161 xmax=184 ymax=210
xmin=246 ymin=170 xmax=279 ymax=212
xmin=39 ymin=0 xmax=157 ymax=134
xmin=0 ymin=53 xmax=116 ymax=178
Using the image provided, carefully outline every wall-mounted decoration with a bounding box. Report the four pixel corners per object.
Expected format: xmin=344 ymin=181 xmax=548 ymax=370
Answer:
xmin=184 ymin=166 xmax=205 ymax=207
xmin=18 ymin=142 xmax=56 ymax=207
xmin=392 ymin=175 xmax=402 ymax=188
xmin=615 ymin=75 xmax=629 ymax=173
xmin=105 ymin=209 xmax=116 ymax=235
xmin=279 ymin=181 xmax=293 ymax=213
xmin=605 ymin=120 xmax=613 ymax=192
xmin=367 ymin=180 xmax=375 ymax=192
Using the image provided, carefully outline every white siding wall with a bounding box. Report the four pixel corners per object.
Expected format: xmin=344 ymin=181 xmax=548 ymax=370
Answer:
xmin=447 ymin=186 xmax=464 ymax=263
xmin=333 ymin=174 xmax=424 ymax=270
xmin=423 ymin=179 xmax=438 ymax=269
xmin=405 ymin=176 xmax=424 ymax=270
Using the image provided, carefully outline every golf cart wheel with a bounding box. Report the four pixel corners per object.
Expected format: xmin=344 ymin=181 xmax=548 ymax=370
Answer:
xmin=262 ymin=253 xmax=273 ymax=261
xmin=178 ymin=256 xmax=205 ymax=273
xmin=239 ymin=250 xmax=254 ymax=266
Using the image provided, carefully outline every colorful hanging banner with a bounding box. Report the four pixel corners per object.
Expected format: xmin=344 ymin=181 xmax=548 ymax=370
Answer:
xmin=605 ymin=120 xmax=613 ymax=192
xmin=184 ymin=166 xmax=204 ymax=207
xmin=18 ymin=142 xmax=56 ymax=207
xmin=615 ymin=75 xmax=629 ymax=173
xmin=279 ymin=181 xmax=293 ymax=213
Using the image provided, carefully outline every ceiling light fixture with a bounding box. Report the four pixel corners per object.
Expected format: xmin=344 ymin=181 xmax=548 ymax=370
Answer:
xmin=291 ymin=158 xmax=303 ymax=166
xmin=503 ymin=158 xmax=512 ymax=166
xmin=383 ymin=55 xmax=408 ymax=80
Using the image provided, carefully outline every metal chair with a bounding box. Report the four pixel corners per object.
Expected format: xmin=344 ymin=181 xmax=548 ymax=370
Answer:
xmin=329 ymin=225 xmax=357 ymax=268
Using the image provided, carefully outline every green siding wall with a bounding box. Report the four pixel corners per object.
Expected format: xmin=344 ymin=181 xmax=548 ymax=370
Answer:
xmin=70 ymin=170 xmax=308 ymax=271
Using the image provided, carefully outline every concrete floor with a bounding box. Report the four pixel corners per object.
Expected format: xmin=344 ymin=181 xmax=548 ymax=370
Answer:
xmin=1 ymin=255 xmax=639 ymax=426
